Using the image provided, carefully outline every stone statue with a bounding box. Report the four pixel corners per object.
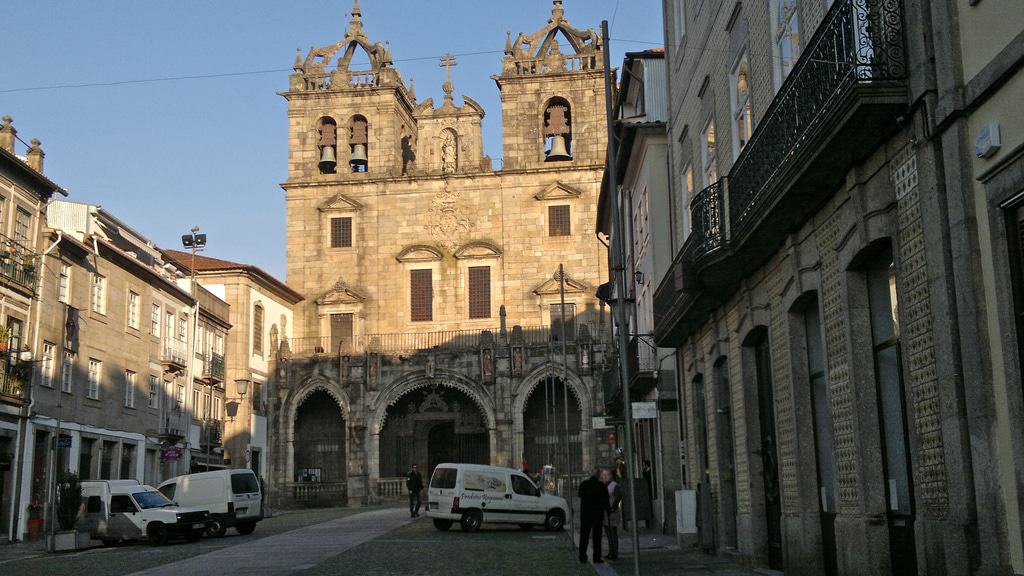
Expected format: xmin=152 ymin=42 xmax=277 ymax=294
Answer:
xmin=441 ymin=130 xmax=458 ymax=174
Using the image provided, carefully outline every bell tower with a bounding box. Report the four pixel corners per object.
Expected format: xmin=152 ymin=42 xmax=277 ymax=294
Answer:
xmin=282 ymin=1 xmax=416 ymax=180
xmin=494 ymin=1 xmax=608 ymax=171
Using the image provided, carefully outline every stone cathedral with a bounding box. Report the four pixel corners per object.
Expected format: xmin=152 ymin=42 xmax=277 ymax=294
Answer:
xmin=268 ymin=1 xmax=613 ymax=506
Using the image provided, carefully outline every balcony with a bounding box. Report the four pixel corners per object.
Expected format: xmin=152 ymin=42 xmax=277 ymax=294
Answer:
xmin=627 ymin=336 xmax=658 ymax=396
xmin=201 ymin=351 xmax=225 ymax=384
xmin=200 ymin=420 xmax=223 ymax=447
xmin=655 ymin=0 xmax=908 ymax=346
xmin=0 ymin=234 xmax=37 ymax=294
xmin=0 ymin=370 xmax=24 ymax=402
xmin=160 ymin=339 xmax=188 ymax=374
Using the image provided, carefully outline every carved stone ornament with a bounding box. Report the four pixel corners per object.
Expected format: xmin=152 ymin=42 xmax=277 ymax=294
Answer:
xmin=427 ymin=180 xmax=472 ymax=251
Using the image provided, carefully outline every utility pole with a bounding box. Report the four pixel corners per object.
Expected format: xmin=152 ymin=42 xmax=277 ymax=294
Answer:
xmin=602 ymin=20 xmax=642 ymax=575
xmin=557 ymin=264 xmax=574 ymax=536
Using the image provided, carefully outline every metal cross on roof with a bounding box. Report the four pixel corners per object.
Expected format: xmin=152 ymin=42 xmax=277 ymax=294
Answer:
xmin=440 ymin=53 xmax=457 ymax=83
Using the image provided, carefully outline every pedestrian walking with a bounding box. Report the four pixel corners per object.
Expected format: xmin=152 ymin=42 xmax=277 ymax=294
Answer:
xmin=602 ymin=468 xmax=623 ymax=561
xmin=578 ymin=467 xmax=606 ymax=564
xmin=406 ymin=463 xmax=424 ymax=518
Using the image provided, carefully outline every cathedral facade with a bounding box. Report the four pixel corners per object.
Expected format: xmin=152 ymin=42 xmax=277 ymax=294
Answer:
xmin=269 ymin=1 xmax=612 ymax=506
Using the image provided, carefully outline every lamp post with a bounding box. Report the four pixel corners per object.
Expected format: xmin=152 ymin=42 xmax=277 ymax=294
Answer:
xmin=181 ymin=228 xmax=206 ymax=472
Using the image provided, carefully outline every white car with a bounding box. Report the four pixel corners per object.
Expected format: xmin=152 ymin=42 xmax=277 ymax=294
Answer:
xmin=426 ymin=463 xmax=568 ymax=532
xmin=80 ymin=480 xmax=211 ymax=546
xmin=158 ymin=469 xmax=263 ymax=537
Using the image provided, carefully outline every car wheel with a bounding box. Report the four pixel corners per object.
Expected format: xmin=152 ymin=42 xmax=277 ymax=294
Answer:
xmin=544 ymin=510 xmax=565 ymax=531
xmin=147 ymin=523 xmax=169 ymax=546
xmin=206 ymin=518 xmax=227 ymax=538
xmin=433 ymin=519 xmax=454 ymax=531
xmin=184 ymin=529 xmax=203 ymax=543
xmin=236 ymin=522 xmax=257 ymax=535
xmin=460 ymin=510 xmax=482 ymax=532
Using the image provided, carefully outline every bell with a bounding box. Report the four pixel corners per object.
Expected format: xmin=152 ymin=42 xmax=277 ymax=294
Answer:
xmin=546 ymin=135 xmax=571 ymax=162
xmin=349 ymin=144 xmax=368 ymax=167
xmin=319 ymin=145 xmax=337 ymax=172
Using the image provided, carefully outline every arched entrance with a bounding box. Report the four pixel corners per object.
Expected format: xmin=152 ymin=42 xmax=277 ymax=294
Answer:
xmin=522 ymin=376 xmax=583 ymax=476
xmin=379 ymin=386 xmax=489 ymax=477
xmin=293 ymin=390 xmax=347 ymax=483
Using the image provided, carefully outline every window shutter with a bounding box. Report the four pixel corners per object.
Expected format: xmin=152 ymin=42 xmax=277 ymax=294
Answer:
xmin=331 ymin=217 xmax=352 ymax=248
xmin=549 ymin=205 xmax=571 ymax=237
xmin=468 ymin=266 xmax=491 ymax=319
xmin=410 ymin=270 xmax=433 ymax=322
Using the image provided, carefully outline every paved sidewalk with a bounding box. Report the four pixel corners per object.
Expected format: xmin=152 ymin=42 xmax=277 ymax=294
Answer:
xmin=575 ymin=528 xmax=764 ymax=576
xmin=126 ymin=507 xmax=411 ymax=576
xmin=0 ymin=540 xmax=47 ymax=565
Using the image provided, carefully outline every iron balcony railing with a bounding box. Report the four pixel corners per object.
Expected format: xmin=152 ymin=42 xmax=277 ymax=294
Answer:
xmin=627 ymin=335 xmax=658 ymax=384
xmin=0 ymin=370 xmax=24 ymax=400
xmin=686 ymin=179 xmax=727 ymax=263
xmin=203 ymin=350 xmax=225 ymax=381
xmin=727 ymin=0 xmax=906 ymax=240
xmin=0 ymin=233 xmax=37 ymax=291
xmin=161 ymin=339 xmax=188 ymax=369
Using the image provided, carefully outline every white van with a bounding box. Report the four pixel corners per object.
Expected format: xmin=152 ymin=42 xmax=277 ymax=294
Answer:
xmin=158 ymin=469 xmax=262 ymax=537
xmin=80 ymin=480 xmax=211 ymax=546
xmin=426 ymin=463 xmax=569 ymax=532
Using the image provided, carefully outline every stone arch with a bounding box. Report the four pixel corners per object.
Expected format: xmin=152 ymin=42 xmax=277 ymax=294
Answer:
xmin=512 ymin=363 xmax=593 ymax=473
xmin=369 ymin=370 xmax=497 ymax=480
xmin=280 ymin=375 xmax=352 ymax=488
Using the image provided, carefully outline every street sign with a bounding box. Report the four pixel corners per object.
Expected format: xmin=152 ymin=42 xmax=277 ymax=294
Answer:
xmin=592 ymin=416 xmax=611 ymax=429
xmin=56 ymin=437 xmax=72 ymax=448
xmin=632 ymin=401 xmax=658 ymax=419
xmin=160 ymin=446 xmax=183 ymax=462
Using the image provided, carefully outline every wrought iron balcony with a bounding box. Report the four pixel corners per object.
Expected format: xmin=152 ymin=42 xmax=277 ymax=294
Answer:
xmin=684 ymin=179 xmax=727 ymax=265
xmin=627 ymin=335 xmax=658 ymax=386
xmin=0 ymin=233 xmax=37 ymax=293
xmin=202 ymin=350 xmax=225 ymax=383
xmin=0 ymin=370 xmax=24 ymax=401
xmin=160 ymin=339 xmax=188 ymax=374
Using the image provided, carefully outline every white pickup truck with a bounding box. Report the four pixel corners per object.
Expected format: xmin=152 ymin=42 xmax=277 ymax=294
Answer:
xmin=80 ymin=480 xmax=212 ymax=545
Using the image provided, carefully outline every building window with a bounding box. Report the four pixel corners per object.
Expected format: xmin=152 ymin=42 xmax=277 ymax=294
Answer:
xmin=543 ymin=98 xmax=573 ymax=162
xmin=176 ymin=382 xmax=185 ymax=412
xmin=91 ymin=274 xmax=106 ymax=314
xmin=40 ymin=342 xmax=55 ymax=388
xmin=731 ymin=52 xmax=753 ymax=157
xmin=550 ymin=303 xmax=576 ymax=341
xmin=127 ymin=291 xmax=140 ymax=329
xmin=410 ymin=269 xmax=433 ymax=322
xmin=701 ymin=118 xmax=718 ymax=187
xmin=213 ymin=396 xmax=222 ymax=421
xmin=214 ymin=333 xmax=224 ymax=355
xmin=348 ymin=115 xmax=369 ymax=173
xmin=177 ymin=314 xmax=188 ymax=342
xmin=774 ymin=0 xmax=801 ymax=85
xmin=87 ymin=359 xmax=101 ymax=400
xmin=192 ymin=387 xmax=201 ymax=418
xmin=318 ymin=116 xmax=338 ymax=174
xmin=58 ymin=263 xmax=71 ymax=304
xmin=165 ymin=311 xmax=174 ymax=342
xmin=124 ymin=370 xmax=136 ymax=408
xmin=14 ymin=207 xmax=31 ymax=246
xmin=61 ymin=352 xmax=73 ymax=393
xmin=673 ymin=0 xmax=686 ymax=45
xmin=681 ymin=163 xmax=695 ymax=240
xmin=330 ymin=217 xmax=352 ymax=248
xmin=148 ymin=375 xmax=160 ymax=409
xmin=549 ymin=205 xmax=571 ymax=237
xmin=203 ymin=392 xmax=211 ymax=420
xmin=330 ymin=313 xmax=354 ymax=354
xmin=253 ymin=304 xmax=264 ymax=356
xmin=801 ymin=296 xmax=836 ymax=517
xmin=468 ymin=266 xmax=491 ymax=319
xmin=151 ymin=303 xmax=161 ymax=335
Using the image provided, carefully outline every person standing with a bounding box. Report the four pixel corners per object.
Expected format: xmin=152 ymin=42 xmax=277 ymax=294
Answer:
xmin=578 ymin=467 xmax=606 ymax=564
xmin=406 ymin=463 xmax=424 ymax=518
xmin=602 ymin=468 xmax=623 ymax=561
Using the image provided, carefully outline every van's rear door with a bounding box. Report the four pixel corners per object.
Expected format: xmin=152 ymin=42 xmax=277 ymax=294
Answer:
xmin=230 ymin=470 xmax=262 ymax=520
xmin=428 ymin=466 xmax=457 ymax=513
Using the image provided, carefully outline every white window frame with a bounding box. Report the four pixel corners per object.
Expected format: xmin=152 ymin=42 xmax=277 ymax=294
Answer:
xmin=40 ymin=342 xmax=55 ymax=388
xmin=700 ymin=118 xmax=718 ymax=187
xmin=681 ymin=163 xmax=695 ymax=240
xmin=176 ymin=382 xmax=185 ymax=412
xmin=124 ymin=370 xmax=136 ymax=408
xmin=730 ymin=50 xmax=753 ymax=158
xmin=772 ymin=0 xmax=801 ymax=89
xmin=151 ymin=303 xmax=161 ymax=335
xmin=58 ymin=263 xmax=71 ymax=304
xmin=91 ymin=274 xmax=106 ymax=315
xmin=213 ymin=396 xmax=222 ymax=422
xmin=127 ymin=291 xmax=140 ymax=330
xmin=148 ymin=374 xmax=160 ymax=409
xmin=177 ymin=314 xmax=188 ymax=342
xmin=87 ymin=359 xmax=101 ymax=400
xmin=61 ymin=352 xmax=73 ymax=393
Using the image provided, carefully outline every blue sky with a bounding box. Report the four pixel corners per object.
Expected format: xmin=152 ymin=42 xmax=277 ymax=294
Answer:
xmin=1 ymin=1 xmax=664 ymax=279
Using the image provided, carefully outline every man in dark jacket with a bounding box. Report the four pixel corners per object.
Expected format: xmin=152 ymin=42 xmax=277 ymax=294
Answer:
xmin=578 ymin=467 xmax=607 ymax=564
xmin=406 ymin=464 xmax=424 ymax=518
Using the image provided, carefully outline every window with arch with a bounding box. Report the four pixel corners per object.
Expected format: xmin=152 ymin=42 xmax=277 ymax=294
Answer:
xmin=730 ymin=51 xmax=753 ymax=157
xmin=317 ymin=117 xmax=338 ymax=174
xmin=440 ymin=128 xmax=459 ymax=174
xmin=348 ymin=115 xmax=369 ymax=173
xmin=543 ymin=97 xmax=573 ymax=162
xmin=253 ymin=303 xmax=264 ymax=357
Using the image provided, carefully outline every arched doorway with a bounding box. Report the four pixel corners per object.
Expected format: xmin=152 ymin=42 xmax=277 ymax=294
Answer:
xmin=522 ymin=377 xmax=583 ymax=477
xmin=379 ymin=386 xmax=489 ymax=478
xmin=293 ymin=390 xmax=347 ymax=483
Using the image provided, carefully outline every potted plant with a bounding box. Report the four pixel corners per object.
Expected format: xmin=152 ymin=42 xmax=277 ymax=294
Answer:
xmin=0 ymin=326 xmax=10 ymax=354
xmin=51 ymin=472 xmax=83 ymax=551
xmin=25 ymin=498 xmax=43 ymax=542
